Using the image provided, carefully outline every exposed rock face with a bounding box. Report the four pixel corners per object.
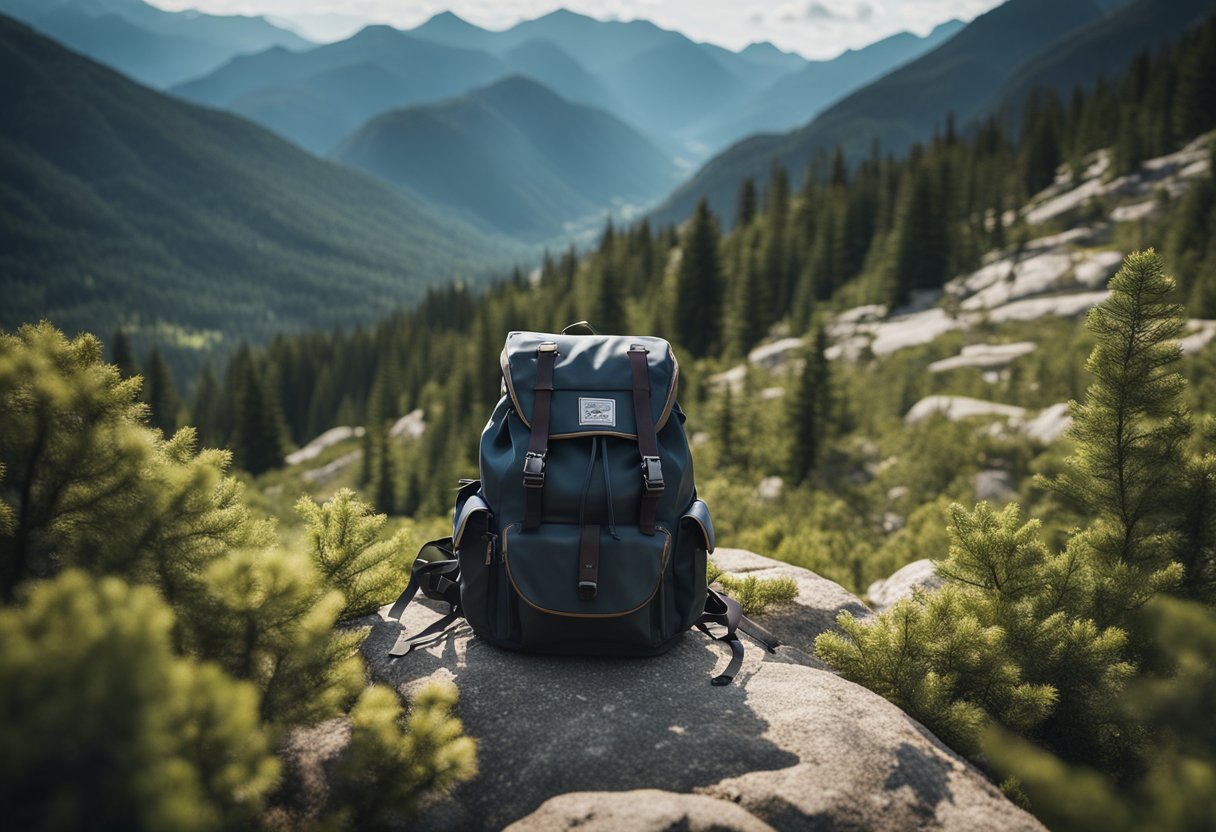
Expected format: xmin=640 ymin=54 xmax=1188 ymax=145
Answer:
xmin=507 ymin=789 xmax=777 ymax=831
xmin=360 ymin=551 xmax=1044 ymax=831
xmin=867 ymin=559 xmax=944 ymax=612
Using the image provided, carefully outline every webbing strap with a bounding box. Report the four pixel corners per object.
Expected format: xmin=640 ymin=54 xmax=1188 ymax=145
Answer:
xmin=389 ymin=610 xmax=462 ymax=657
xmin=696 ymin=588 xmax=779 ymax=685
xmin=628 ymin=347 xmax=662 ymax=535
xmin=578 ymin=524 xmax=600 ymax=601
xmin=524 ymin=343 xmax=557 ymax=529
xmin=387 ymin=557 xmax=457 ymax=621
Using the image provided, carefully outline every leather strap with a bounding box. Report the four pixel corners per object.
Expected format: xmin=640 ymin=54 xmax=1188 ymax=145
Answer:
xmin=524 ymin=343 xmax=557 ymax=529
xmin=578 ymin=524 xmax=600 ymax=601
xmin=628 ymin=347 xmax=663 ymax=535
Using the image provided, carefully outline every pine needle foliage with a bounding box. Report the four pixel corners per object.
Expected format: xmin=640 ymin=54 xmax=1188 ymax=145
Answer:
xmin=706 ymin=559 xmax=799 ymax=616
xmin=818 ymin=251 xmax=1214 ymax=784
xmin=0 ymin=571 xmax=279 ymax=831
xmin=296 ymin=488 xmax=409 ymax=620
xmin=328 ymin=683 xmax=477 ymax=829
xmin=0 ymin=323 xmax=478 ymax=827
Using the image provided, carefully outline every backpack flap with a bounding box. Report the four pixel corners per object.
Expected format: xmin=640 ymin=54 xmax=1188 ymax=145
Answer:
xmin=500 ymin=331 xmax=679 ymax=439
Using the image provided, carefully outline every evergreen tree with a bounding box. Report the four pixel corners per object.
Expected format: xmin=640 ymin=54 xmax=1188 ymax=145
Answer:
xmin=296 ymin=489 xmax=409 ymax=619
xmin=190 ymin=365 xmax=223 ymax=448
xmin=229 ymin=348 xmax=287 ymax=476
xmin=0 ymin=571 xmax=279 ymax=830
xmin=736 ymin=177 xmax=758 ymax=228
xmin=673 ymin=199 xmax=723 ymax=356
xmin=1045 ymin=249 xmax=1189 ymax=624
xmin=142 ymin=344 xmax=181 ymax=436
xmin=787 ymin=326 xmax=832 ymax=484
xmin=109 ymin=328 xmax=137 ymax=378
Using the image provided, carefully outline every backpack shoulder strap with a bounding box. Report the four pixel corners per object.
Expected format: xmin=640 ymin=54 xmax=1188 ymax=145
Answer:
xmin=386 ymin=538 xmax=464 ymax=657
xmin=697 ymin=588 xmax=780 ymax=685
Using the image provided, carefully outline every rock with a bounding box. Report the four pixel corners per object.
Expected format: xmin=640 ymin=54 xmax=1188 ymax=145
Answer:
xmin=748 ymin=337 xmax=805 ymax=371
xmin=301 ymin=449 xmax=363 ymax=485
xmin=904 ymin=396 xmax=1026 ymax=425
xmin=929 ymin=342 xmax=1037 ymax=374
xmin=974 ymin=469 xmax=1017 ymax=502
xmin=390 ymin=408 xmax=426 ymax=440
xmin=1180 ymin=319 xmax=1216 ymax=355
xmin=710 ymin=548 xmax=872 ymax=654
xmin=755 ymin=476 xmax=784 ymax=501
xmin=986 ymin=291 xmax=1109 ymax=324
xmin=285 ymin=425 xmax=365 ymax=466
xmin=867 ymin=559 xmax=944 ymax=612
xmin=508 ymin=789 xmax=776 ymax=831
xmin=363 ymin=549 xmax=1041 ymax=831
xmin=870 ymin=308 xmax=971 ymax=356
xmin=1022 ymin=403 xmax=1072 ymax=445
xmin=709 ymin=364 xmax=748 ymax=393
xmin=760 ymin=386 xmax=785 ymax=400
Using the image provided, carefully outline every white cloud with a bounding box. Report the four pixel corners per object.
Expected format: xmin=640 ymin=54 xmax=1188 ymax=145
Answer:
xmin=147 ymin=0 xmax=1005 ymax=58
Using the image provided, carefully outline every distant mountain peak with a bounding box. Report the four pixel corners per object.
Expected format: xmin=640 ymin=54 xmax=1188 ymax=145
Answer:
xmin=420 ymin=10 xmax=479 ymax=30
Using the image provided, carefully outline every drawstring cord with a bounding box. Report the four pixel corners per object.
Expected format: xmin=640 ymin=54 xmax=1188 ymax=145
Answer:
xmin=600 ymin=438 xmax=620 ymax=540
xmin=578 ymin=436 xmax=599 ymax=528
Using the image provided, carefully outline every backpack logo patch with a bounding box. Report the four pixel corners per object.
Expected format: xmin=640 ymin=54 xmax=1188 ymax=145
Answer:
xmin=579 ymin=397 xmax=616 ymax=427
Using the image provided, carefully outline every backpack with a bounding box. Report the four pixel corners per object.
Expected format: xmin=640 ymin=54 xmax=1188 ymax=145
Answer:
xmin=386 ymin=324 xmax=778 ymax=685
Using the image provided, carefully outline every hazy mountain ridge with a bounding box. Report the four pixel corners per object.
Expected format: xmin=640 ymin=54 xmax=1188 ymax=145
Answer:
xmin=0 ymin=0 xmax=308 ymax=87
xmin=0 ymin=14 xmax=514 ymax=375
xmin=650 ymin=0 xmax=1159 ymax=227
xmin=332 ymin=74 xmax=679 ymax=240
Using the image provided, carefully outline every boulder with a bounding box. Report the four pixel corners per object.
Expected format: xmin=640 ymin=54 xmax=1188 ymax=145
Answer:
xmin=973 ymin=469 xmax=1017 ymax=503
xmin=360 ymin=550 xmax=1043 ymax=831
xmin=507 ymin=789 xmax=776 ymax=831
xmin=710 ymin=548 xmax=872 ymax=655
xmin=867 ymin=559 xmax=944 ymax=612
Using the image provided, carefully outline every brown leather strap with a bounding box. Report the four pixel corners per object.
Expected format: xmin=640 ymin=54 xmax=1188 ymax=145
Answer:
xmin=523 ymin=343 xmax=557 ymax=529
xmin=578 ymin=524 xmax=600 ymax=601
xmin=628 ymin=347 xmax=663 ymax=535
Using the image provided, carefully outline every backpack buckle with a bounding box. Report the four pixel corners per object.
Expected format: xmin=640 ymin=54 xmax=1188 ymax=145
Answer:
xmin=641 ymin=455 xmax=664 ymax=492
xmin=523 ymin=451 xmax=546 ymax=487
xmin=578 ymin=580 xmax=598 ymax=601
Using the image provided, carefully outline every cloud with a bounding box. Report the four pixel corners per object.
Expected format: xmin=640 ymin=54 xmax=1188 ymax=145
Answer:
xmin=804 ymin=1 xmax=844 ymax=21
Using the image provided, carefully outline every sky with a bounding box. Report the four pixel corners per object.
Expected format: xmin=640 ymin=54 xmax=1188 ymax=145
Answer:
xmin=147 ymin=0 xmax=1006 ymax=59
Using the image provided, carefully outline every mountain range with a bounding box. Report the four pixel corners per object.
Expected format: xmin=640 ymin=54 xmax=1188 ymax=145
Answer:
xmin=0 ymin=0 xmax=309 ymax=87
xmin=652 ymin=0 xmax=1216 ymax=227
xmin=171 ymin=9 xmax=955 ymax=165
xmin=333 ymin=75 xmax=680 ymax=240
xmin=0 ymin=14 xmax=513 ymax=374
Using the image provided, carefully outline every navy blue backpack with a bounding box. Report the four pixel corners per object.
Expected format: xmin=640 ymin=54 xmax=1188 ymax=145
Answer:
xmin=387 ymin=325 xmax=777 ymax=684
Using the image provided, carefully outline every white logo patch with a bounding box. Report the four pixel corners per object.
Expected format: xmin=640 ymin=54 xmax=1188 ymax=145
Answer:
xmin=579 ymin=397 xmax=616 ymax=427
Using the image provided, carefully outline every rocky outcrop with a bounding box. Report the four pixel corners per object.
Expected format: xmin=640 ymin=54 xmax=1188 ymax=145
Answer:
xmin=867 ymin=559 xmax=944 ymax=612
xmin=359 ymin=550 xmax=1043 ymax=831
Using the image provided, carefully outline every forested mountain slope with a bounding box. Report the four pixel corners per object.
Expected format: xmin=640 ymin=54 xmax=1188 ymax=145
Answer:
xmin=652 ymin=0 xmax=1195 ymax=227
xmin=333 ymin=76 xmax=679 ymax=241
xmin=693 ymin=20 xmax=965 ymax=151
xmin=0 ymin=15 xmax=514 ymax=377
xmin=0 ymin=0 xmax=308 ymax=87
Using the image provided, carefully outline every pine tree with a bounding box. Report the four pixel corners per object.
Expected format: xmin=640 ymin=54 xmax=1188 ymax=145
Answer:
xmin=1045 ymin=249 xmax=1189 ymax=623
xmin=0 ymin=571 xmax=279 ymax=830
xmin=673 ymin=199 xmax=723 ymax=356
xmin=109 ymin=328 xmax=137 ymax=378
xmin=229 ymin=348 xmax=287 ymax=476
xmin=736 ymin=177 xmax=758 ymax=228
xmin=191 ymin=365 xmax=223 ymax=448
xmin=787 ymin=326 xmax=831 ymax=484
xmin=142 ymin=344 xmax=181 ymax=436
xmin=295 ymin=489 xmax=409 ymax=619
